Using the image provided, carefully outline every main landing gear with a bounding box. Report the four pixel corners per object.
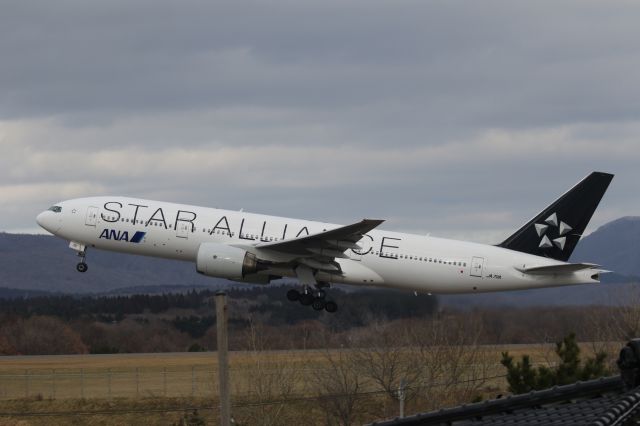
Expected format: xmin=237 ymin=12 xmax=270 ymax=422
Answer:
xmin=286 ymin=284 xmax=338 ymax=313
xmin=76 ymin=251 xmax=88 ymax=273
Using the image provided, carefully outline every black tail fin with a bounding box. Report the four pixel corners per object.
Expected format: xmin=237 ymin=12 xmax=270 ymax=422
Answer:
xmin=499 ymin=172 xmax=614 ymax=261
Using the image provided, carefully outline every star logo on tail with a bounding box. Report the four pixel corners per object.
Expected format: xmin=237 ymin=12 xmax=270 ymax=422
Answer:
xmin=535 ymin=213 xmax=573 ymax=250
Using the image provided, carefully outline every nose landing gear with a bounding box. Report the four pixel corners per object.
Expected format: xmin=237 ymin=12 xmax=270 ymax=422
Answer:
xmin=76 ymin=250 xmax=88 ymax=273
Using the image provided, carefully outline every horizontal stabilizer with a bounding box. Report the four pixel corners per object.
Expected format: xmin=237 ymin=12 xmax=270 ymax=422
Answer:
xmin=516 ymin=263 xmax=601 ymax=275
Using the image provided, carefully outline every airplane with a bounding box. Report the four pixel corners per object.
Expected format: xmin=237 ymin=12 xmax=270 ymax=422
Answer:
xmin=36 ymin=172 xmax=613 ymax=313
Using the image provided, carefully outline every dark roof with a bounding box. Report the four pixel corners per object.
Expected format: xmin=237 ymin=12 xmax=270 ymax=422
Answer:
xmin=368 ymin=376 xmax=640 ymax=426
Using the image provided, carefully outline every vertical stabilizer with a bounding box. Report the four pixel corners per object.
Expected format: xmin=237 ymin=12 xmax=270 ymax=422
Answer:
xmin=499 ymin=172 xmax=613 ymax=261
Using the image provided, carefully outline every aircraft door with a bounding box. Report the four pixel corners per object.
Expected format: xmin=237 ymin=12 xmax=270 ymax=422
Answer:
xmin=85 ymin=206 xmax=99 ymax=226
xmin=470 ymin=256 xmax=484 ymax=277
xmin=176 ymin=221 xmax=190 ymax=239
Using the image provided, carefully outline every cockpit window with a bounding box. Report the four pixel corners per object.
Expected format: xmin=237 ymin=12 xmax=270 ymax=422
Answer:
xmin=48 ymin=206 xmax=62 ymax=213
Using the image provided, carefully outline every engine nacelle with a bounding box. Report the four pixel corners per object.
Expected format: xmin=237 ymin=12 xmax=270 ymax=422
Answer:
xmin=196 ymin=243 xmax=260 ymax=280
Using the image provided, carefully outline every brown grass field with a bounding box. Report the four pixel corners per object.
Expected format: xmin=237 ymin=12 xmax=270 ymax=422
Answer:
xmin=0 ymin=343 xmax=618 ymax=425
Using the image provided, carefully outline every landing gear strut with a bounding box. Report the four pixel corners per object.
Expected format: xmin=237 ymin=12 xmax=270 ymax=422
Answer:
xmin=76 ymin=250 xmax=88 ymax=273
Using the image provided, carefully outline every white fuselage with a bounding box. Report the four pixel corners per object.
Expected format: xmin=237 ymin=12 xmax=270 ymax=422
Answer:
xmin=36 ymin=197 xmax=600 ymax=293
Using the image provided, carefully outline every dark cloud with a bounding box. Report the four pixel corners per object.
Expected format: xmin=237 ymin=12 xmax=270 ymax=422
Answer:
xmin=2 ymin=1 xmax=639 ymax=130
xmin=0 ymin=1 xmax=638 ymax=239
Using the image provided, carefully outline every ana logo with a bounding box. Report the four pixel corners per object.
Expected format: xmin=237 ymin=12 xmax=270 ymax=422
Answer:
xmin=99 ymin=229 xmax=146 ymax=243
xmin=535 ymin=213 xmax=572 ymax=250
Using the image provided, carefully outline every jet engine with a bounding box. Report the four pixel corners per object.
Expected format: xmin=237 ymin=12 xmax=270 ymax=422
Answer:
xmin=196 ymin=243 xmax=261 ymax=280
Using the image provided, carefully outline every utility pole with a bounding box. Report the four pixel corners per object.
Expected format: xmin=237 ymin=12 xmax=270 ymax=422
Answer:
xmin=216 ymin=292 xmax=231 ymax=426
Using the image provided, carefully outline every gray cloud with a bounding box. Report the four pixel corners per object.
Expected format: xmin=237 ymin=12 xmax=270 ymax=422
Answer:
xmin=1 ymin=1 xmax=639 ymax=242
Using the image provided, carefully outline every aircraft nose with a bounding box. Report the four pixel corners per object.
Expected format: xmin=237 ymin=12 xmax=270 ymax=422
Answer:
xmin=36 ymin=211 xmax=47 ymax=228
xmin=36 ymin=210 xmax=61 ymax=233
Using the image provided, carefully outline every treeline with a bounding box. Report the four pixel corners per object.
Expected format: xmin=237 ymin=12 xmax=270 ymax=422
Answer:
xmin=0 ymin=286 xmax=439 ymax=327
xmin=0 ymin=290 xmax=211 ymax=319
xmin=0 ymin=287 xmax=442 ymax=355
xmin=3 ymin=285 xmax=640 ymax=356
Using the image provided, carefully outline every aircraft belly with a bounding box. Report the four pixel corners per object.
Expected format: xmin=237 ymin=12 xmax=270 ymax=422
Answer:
xmin=319 ymin=259 xmax=385 ymax=286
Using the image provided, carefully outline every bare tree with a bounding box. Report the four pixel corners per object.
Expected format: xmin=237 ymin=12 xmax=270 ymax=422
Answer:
xmin=407 ymin=314 xmax=492 ymax=409
xmin=233 ymin=319 xmax=297 ymax=426
xmin=0 ymin=315 xmax=87 ymax=355
xmin=311 ymin=348 xmax=364 ymax=426
xmin=350 ymin=320 xmax=424 ymax=417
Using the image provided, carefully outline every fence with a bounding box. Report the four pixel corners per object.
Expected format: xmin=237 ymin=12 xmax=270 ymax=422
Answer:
xmin=0 ymin=364 xmax=346 ymax=401
xmin=0 ymin=363 xmax=507 ymax=401
xmin=0 ymin=365 xmax=219 ymax=400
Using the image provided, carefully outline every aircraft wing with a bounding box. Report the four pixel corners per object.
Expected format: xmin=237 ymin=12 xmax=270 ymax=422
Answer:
xmin=256 ymin=219 xmax=384 ymax=257
xmin=249 ymin=219 xmax=384 ymax=280
xmin=516 ymin=263 xmax=602 ymax=275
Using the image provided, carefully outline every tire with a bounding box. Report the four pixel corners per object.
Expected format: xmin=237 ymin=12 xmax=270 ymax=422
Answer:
xmin=312 ymin=297 xmax=326 ymax=311
xmin=76 ymin=262 xmax=88 ymax=273
xmin=324 ymin=301 xmax=338 ymax=313
xmin=299 ymin=293 xmax=314 ymax=306
xmin=286 ymin=289 xmax=300 ymax=301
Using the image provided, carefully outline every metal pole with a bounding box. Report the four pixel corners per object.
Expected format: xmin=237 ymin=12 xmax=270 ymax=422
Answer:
xmin=191 ymin=365 xmax=196 ymax=397
xmin=51 ymin=368 xmax=55 ymax=399
xmin=398 ymin=378 xmax=407 ymax=419
xmin=163 ymin=367 xmax=167 ymax=397
xmin=216 ymin=291 xmax=231 ymax=426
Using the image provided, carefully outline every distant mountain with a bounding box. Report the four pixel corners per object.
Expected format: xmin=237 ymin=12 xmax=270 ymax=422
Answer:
xmin=0 ymin=233 xmax=228 ymax=294
xmin=0 ymin=286 xmax=54 ymax=299
xmin=1 ymin=216 xmax=638 ymax=303
xmin=571 ymin=216 xmax=640 ymax=278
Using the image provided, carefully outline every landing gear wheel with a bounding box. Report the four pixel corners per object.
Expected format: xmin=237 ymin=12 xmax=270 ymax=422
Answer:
xmin=286 ymin=289 xmax=301 ymax=301
xmin=76 ymin=262 xmax=88 ymax=273
xmin=299 ymin=292 xmax=314 ymax=306
xmin=312 ymin=297 xmax=326 ymax=311
xmin=324 ymin=301 xmax=338 ymax=313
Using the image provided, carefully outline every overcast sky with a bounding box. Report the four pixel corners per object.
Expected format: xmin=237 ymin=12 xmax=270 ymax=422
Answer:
xmin=1 ymin=1 xmax=639 ymax=242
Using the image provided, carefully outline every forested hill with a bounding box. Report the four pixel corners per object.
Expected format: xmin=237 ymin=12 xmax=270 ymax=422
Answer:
xmin=0 ymin=233 xmax=225 ymax=294
xmin=1 ymin=216 xmax=639 ymax=297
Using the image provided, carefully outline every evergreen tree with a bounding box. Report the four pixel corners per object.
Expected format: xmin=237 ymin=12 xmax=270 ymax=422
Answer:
xmin=501 ymin=332 xmax=609 ymax=394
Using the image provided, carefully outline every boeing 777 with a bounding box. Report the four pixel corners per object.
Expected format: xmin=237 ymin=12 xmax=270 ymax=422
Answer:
xmin=36 ymin=172 xmax=613 ymax=313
